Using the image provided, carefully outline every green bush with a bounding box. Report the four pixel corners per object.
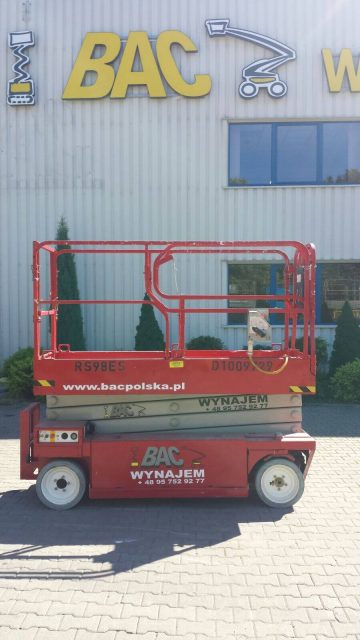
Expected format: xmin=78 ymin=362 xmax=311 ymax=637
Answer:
xmin=2 ymin=348 xmax=33 ymax=378
xmin=329 ymin=301 xmax=360 ymax=375
xmin=55 ymin=217 xmax=86 ymax=351
xmin=135 ymin=293 xmax=165 ymax=351
xmin=2 ymin=348 xmax=34 ymax=398
xmin=313 ymin=372 xmax=332 ymax=401
xmin=186 ymin=336 xmax=225 ymax=350
xmin=294 ymin=336 xmax=328 ymax=367
xmin=330 ymin=359 xmax=360 ymax=402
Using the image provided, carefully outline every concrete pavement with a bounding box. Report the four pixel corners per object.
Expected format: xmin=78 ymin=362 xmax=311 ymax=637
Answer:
xmin=0 ymin=402 xmax=359 ymax=640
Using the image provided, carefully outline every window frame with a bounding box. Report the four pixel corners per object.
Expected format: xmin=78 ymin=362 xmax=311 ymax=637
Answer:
xmin=316 ymin=261 xmax=360 ymax=325
xmin=227 ymin=262 xmax=285 ymax=326
xmin=228 ymin=120 xmax=360 ymax=187
xmin=227 ymin=261 xmax=360 ymax=327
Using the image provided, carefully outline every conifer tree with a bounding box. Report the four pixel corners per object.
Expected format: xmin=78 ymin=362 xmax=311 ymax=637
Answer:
xmin=55 ymin=217 xmax=86 ymax=350
xmin=135 ymin=293 xmax=165 ymax=351
xmin=329 ymin=301 xmax=360 ymax=375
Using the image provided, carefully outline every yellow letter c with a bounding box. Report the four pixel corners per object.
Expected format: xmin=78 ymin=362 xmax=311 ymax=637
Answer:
xmin=156 ymin=30 xmax=211 ymax=97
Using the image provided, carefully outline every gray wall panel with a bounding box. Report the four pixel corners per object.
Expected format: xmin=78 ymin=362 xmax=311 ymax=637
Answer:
xmin=1 ymin=0 xmax=360 ymax=360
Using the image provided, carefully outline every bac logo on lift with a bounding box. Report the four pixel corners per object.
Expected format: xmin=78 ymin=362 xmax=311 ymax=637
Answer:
xmin=140 ymin=446 xmax=184 ymax=468
xmin=130 ymin=445 xmax=206 ymax=468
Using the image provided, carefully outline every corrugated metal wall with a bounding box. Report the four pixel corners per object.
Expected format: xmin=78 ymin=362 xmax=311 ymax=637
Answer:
xmin=1 ymin=0 xmax=360 ymax=360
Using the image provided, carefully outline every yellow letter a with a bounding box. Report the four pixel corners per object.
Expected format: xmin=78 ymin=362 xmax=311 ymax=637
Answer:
xmin=111 ymin=32 xmax=166 ymax=98
xmin=322 ymin=48 xmax=360 ymax=92
xmin=63 ymin=33 xmax=120 ymax=99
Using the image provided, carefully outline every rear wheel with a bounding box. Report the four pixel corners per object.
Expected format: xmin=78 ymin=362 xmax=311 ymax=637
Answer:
xmin=36 ymin=460 xmax=86 ymax=510
xmin=254 ymin=457 xmax=304 ymax=508
xmin=239 ymin=81 xmax=259 ymax=98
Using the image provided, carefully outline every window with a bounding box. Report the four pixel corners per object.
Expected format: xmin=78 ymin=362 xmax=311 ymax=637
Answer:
xmin=277 ymin=125 xmax=317 ymax=183
xmin=229 ymin=122 xmax=360 ymax=186
xmin=229 ymin=124 xmax=271 ymax=186
xmin=228 ymin=262 xmax=360 ymax=325
xmin=319 ymin=263 xmax=360 ymax=322
xmin=228 ymin=263 xmax=284 ymax=325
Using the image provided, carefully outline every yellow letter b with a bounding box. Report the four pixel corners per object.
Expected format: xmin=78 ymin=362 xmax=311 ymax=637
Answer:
xmin=63 ymin=33 xmax=121 ymax=99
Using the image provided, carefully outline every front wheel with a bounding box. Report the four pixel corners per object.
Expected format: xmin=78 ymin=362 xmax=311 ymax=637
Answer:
xmin=254 ymin=457 xmax=304 ymax=508
xmin=268 ymin=81 xmax=287 ymax=98
xmin=36 ymin=460 xmax=86 ymax=510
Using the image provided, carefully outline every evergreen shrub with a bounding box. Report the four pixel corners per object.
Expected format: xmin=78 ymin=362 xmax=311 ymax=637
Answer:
xmin=329 ymin=301 xmax=360 ymax=375
xmin=134 ymin=294 xmax=165 ymax=350
xmin=55 ymin=217 xmax=86 ymax=351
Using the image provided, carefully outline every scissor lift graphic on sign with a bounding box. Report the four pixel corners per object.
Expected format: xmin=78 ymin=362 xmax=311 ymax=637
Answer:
xmin=206 ymin=19 xmax=296 ymax=98
xmin=7 ymin=31 xmax=35 ymax=105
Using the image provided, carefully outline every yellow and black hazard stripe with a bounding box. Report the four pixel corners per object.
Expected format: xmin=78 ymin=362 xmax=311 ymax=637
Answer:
xmin=289 ymin=385 xmax=316 ymax=394
xmin=33 ymin=380 xmax=55 ymax=388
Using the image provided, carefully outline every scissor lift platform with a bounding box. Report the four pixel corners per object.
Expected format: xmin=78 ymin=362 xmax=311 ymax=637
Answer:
xmin=22 ymin=240 xmax=317 ymax=509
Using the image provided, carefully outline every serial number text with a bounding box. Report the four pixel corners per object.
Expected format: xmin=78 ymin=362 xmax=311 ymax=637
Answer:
xmin=74 ymin=361 xmax=125 ymax=372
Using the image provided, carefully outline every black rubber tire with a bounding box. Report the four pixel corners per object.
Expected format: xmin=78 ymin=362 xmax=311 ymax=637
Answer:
xmin=254 ymin=457 xmax=304 ymax=508
xmin=36 ymin=459 xmax=86 ymax=510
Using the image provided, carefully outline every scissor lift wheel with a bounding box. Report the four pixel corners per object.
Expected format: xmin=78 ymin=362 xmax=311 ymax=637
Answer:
xmin=268 ymin=81 xmax=287 ymax=98
xmin=239 ymin=81 xmax=259 ymax=98
xmin=255 ymin=457 xmax=304 ymax=508
xmin=36 ymin=460 xmax=86 ymax=510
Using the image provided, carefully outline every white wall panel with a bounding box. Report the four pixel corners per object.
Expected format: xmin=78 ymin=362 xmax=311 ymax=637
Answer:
xmin=1 ymin=0 xmax=360 ymax=361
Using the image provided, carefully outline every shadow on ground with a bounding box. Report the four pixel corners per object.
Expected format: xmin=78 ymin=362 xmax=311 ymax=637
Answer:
xmin=302 ymin=403 xmax=360 ymax=437
xmin=1 ymin=403 xmax=358 ymax=580
xmin=0 ymin=487 xmax=291 ymax=580
xmin=0 ymin=402 xmax=28 ymax=439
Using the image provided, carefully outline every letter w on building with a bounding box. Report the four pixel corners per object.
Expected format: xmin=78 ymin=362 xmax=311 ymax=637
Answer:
xmin=322 ymin=48 xmax=360 ymax=92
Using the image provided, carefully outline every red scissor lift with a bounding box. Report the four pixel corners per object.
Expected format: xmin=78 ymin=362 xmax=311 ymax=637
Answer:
xmin=21 ymin=241 xmax=316 ymax=509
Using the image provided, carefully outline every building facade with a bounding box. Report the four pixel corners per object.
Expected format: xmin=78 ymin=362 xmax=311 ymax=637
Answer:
xmin=1 ymin=0 xmax=360 ymax=363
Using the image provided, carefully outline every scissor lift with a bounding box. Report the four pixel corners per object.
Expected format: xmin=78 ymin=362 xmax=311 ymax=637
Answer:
xmin=20 ymin=241 xmax=316 ymax=509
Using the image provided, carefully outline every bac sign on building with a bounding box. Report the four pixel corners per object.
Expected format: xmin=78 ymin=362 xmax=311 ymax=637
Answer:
xmin=62 ymin=31 xmax=212 ymax=99
xmin=7 ymin=23 xmax=360 ymax=105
